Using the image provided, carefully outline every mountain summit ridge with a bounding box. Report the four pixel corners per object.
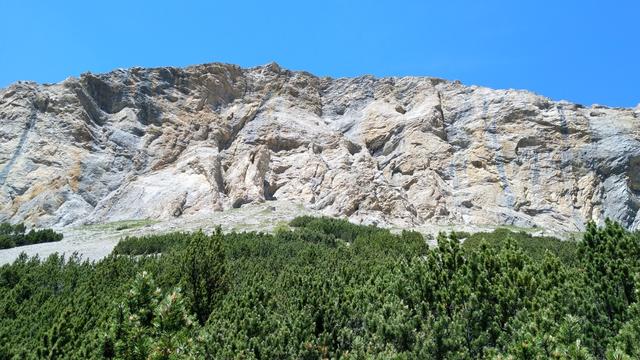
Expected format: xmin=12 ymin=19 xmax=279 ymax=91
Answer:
xmin=1 ymin=62 xmax=639 ymax=232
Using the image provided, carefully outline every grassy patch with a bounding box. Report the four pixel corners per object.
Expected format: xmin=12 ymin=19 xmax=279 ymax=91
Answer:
xmin=79 ymin=219 xmax=159 ymax=232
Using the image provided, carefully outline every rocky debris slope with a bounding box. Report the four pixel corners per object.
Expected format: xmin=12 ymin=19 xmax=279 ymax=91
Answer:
xmin=1 ymin=62 xmax=639 ymax=233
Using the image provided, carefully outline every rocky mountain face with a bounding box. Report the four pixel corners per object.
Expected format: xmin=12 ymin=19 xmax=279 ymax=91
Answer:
xmin=0 ymin=62 xmax=639 ymax=233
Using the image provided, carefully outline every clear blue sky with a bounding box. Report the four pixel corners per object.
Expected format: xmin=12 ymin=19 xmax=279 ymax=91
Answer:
xmin=0 ymin=0 xmax=638 ymax=107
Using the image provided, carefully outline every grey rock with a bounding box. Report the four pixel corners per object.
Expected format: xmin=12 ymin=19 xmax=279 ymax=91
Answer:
xmin=0 ymin=62 xmax=639 ymax=234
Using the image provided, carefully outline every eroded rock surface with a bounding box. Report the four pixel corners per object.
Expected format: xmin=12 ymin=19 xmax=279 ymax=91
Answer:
xmin=1 ymin=62 xmax=639 ymax=232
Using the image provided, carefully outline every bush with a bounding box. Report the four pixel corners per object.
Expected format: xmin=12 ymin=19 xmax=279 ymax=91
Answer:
xmin=0 ymin=223 xmax=62 ymax=249
xmin=176 ymin=229 xmax=227 ymax=325
xmin=113 ymin=232 xmax=191 ymax=255
xmin=290 ymin=215 xmax=388 ymax=242
xmin=462 ymin=227 xmax=578 ymax=264
xmin=0 ymin=235 xmax=15 ymax=249
xmin=1 ymin=218 xmax=639 ymax=358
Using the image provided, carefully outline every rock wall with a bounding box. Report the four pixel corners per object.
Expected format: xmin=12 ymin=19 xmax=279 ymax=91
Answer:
xmin=1 ymin=62 xmax=639 ymax=232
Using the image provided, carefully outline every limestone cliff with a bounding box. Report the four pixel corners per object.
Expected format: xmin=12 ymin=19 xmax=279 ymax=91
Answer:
xmin=1 ymin=62 xmax=639 ymax=232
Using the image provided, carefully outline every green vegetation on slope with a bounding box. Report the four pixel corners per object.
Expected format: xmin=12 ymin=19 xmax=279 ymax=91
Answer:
xmin=0 ymin=222 xmax=63 ymax=250
xmin=461 ymin=227 xmax=579 ymax=264
xmin=78 ymin=219 xmax=158 ymax=232
xmin=112 ymin=232 xmax=192 ymax=255
xmin=1 ymin=218 xmax=639 ymax=359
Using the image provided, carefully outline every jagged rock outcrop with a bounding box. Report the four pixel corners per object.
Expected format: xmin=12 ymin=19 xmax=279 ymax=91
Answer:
xmin=1 ymin=62 xmax=639 ymax=232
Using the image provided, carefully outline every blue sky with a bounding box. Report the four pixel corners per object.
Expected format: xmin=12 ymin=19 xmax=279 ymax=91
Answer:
xmin=0 ymin=0 xmax=638 ymax=107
